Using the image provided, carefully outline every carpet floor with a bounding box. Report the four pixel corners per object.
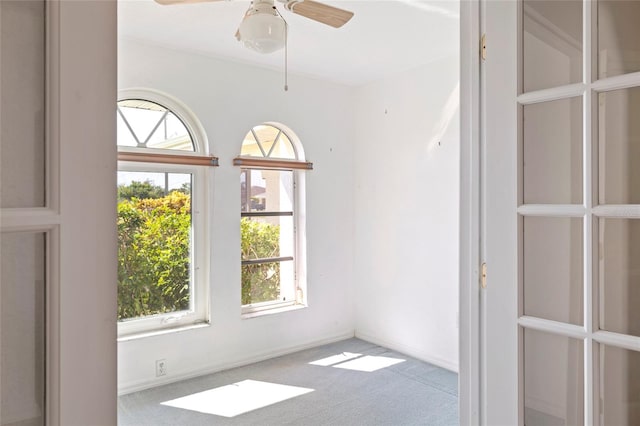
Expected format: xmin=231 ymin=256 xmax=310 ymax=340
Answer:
xmin=118 ymin=338 xmax=458 ymax=426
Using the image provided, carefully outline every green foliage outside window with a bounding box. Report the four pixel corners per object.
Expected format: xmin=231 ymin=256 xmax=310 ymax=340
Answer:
xmin=241 ymin=218 xmax=281 ymax=305
xmin=117 ymin=184 xmax=191 ymax=321
xmin=117 ymin=180 xmax=282 ymax=320
xmin=118 ymin=180 xmax=166 ymax=201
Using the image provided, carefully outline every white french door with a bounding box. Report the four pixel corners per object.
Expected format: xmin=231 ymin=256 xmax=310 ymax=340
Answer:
xmin=0 ymin=1 xmax=117 ymax=424
xmin=483 ymin=0 xmax=640 ymax=424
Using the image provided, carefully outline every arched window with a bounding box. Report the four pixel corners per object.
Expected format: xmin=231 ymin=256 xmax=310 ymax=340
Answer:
xmin=234 ymin=123 xmax=311 ymax=315
xmin=117 ymin=90 xmax=216 ymax=336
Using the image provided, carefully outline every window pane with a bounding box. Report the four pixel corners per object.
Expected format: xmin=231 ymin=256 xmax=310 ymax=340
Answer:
xmin=523 ymin=97 xmax=583 ymax=204
xmin=117 ymin=171 xmax=193 ymax=321
xmin=598 ymin=87 xmax=640 ymax=205
xmin=598 ymin=0 xmax=640 ymax=79
xmin=596 ymin=344 xmax=640 ymax=425
xmin=240 ymin=125 xmax=296 ymax=159
xmin=242 ymin=260 xmax=294 ymax=305
xmin=239 ymin=130 xmax=263 ymax=157
xmin=241 ymin=169 xmax=293 ymax=213
xmin=598 ymin=218 xmax=640 ymax=337
xmin=268 ymin=133 xmax=296 ymax=159
xmin=241 ymin=216 xmax=294 ymax=261
xmin=523 ymin=216 xmax=583 ymax=325
xmin=523 ymin=0 xmax=582 ymax=92
xmin=1 ymin=232 xmax=46 ymax=426
xmin=524 ymin=328 xmax=583 ymax=426
xmin=0 ymin=0 xmax=46 ymax=208
xmin=117 ymin=100 xmax=193 ymax=151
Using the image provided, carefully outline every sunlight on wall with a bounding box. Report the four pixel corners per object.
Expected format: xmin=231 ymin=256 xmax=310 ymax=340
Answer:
xmin=426 ymin=81 xmax=460 ymax=154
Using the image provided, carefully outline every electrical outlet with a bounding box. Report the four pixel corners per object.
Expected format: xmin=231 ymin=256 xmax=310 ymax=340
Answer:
xmin=156 ymin=359 xmax=167 ymax=377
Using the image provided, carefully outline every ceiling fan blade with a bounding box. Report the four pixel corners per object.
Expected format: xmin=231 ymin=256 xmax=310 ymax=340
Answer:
xmin=154 ymin=0 xmax=224 ymax=5
xmin=288 ymin=0 xmax=354 ymax=28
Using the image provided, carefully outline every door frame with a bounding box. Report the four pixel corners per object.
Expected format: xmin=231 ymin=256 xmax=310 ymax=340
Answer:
xmin=459 ymin=0 xmax=482 ymax=424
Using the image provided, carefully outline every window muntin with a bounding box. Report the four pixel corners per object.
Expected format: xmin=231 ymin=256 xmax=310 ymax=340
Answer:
xmin=240 ymin=124 xmax=297 ymax=160
xmin=117 ymin=93 xmax=209 ymax=337
xmin=238 ymin=124 xmax=306 ymax=314
xmin=117 ymin=99 xmax=194 ymax=151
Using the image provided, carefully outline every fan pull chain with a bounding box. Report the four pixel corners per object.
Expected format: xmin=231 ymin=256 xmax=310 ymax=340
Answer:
xmin=284 ymin=21 xmax=289 ymax=91
xmin=275 ymin=7 xmax=289 ymax=91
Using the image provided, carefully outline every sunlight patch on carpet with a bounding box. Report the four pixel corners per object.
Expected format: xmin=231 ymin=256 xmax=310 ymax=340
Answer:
xmin=309 ymin=352 xmax=362 ymax=367
xmin=161 ymin=380 xmax=314 ymax=417
xmin=333 ymin=355 xmax=405 ymax=372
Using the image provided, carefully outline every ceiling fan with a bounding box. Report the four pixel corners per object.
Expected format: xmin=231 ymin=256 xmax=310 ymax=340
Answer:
xmin=154 ymin=0 xmax=354 ymax=54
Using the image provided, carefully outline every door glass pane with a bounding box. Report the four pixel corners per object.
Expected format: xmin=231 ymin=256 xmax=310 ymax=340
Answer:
xmin=598 ymin=0 xmax=640 ymax=79
xmin=0 ymin=0 xmax=46 ymax=208
xmin=596 ymin=344 xmax=640 ymax=425
xmin=1 ymin=232 xmax=46 ymax=426
xmin=523 ymin=97 xmax=583 ymax=204
xmin=523 ymin=0 xmax=582 ymax=92
xmin=598 ymin=218 xmax=640 ymax=337
xmin=523 ymin=216 xmax=583 ymax=325
xmin=524 ymin=328 xmax=584 ymax=426
xmin=598 ymin=87 xmax=640 ymax=205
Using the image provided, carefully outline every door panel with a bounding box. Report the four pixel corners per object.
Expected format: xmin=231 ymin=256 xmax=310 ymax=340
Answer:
xmin=484 ymin=0 xmax=640 ymax=424
xmin=0 ymin=1 xmax=117 ymax=424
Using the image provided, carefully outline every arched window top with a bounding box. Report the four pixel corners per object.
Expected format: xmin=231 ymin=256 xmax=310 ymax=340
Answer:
xmin=240 ymin=124 xmax=298 ymax=160
xmin=117 ymin=89 xmax=216 ymax=167
xmin=236 ymin=123 xmax=312 ymax=170
xmin=117 ymin=89 xmax=210 ymax=156
xmin=117 ymin=98 xmax=194 ymax=151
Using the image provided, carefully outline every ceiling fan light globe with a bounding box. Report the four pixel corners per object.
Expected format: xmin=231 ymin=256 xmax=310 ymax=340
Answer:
xmin=239 ymin=13 xmax=285 ymax=54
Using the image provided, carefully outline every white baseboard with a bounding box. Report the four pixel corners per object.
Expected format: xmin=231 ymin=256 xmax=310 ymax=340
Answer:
xmin=118 ymin=330 xmax=355 ymax=395
xmin=355 ymin=330 xmax=459 ymax=373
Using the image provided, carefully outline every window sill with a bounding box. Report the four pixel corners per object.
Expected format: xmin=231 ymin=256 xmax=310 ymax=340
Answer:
xmin=241 ymin=303 xmax=307 ymax=320
xmin=117 ymin=321 xmax=210 ymax=342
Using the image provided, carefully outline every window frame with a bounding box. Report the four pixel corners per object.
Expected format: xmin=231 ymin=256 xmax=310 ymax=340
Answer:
xmin=236 ymin=123 xmax=309 ymax=316
xmin=116 ymin=89 xmax=212 ymax=338
xmin=240 ymin=167 xmax=298 ymax=313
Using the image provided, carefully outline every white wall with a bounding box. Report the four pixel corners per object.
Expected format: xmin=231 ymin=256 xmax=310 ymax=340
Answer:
xmin=119 ymin=35 xmax=462 ymax=391
xmin=118 ymin=39 xmax=357 ymax=393
xmin=352 ymin=55 xmax=460 ymax=371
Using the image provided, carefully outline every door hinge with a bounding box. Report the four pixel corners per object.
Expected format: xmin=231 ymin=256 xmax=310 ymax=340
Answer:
xmin=481 ymin=33 xmax=487 ymax=61
xmin=481 ymin=262 xmax=487 ymax=289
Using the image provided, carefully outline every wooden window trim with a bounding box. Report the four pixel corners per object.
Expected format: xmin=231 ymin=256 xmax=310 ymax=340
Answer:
xmin=118 ymin=151 xmax=219 ymax=167
xmin=233 ymin=156 xmax=313 ymax=170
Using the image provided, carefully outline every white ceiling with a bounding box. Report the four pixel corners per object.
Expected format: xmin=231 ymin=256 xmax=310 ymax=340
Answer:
xmin=118 ymin=0 xmax=459 ymax=86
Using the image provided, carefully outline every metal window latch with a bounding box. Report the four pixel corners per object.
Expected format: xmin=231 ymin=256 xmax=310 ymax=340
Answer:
xmin=481 ymin=263 xmax=487 ymax=289
xmin=481 ymin=34 xmax=487 ymax=61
